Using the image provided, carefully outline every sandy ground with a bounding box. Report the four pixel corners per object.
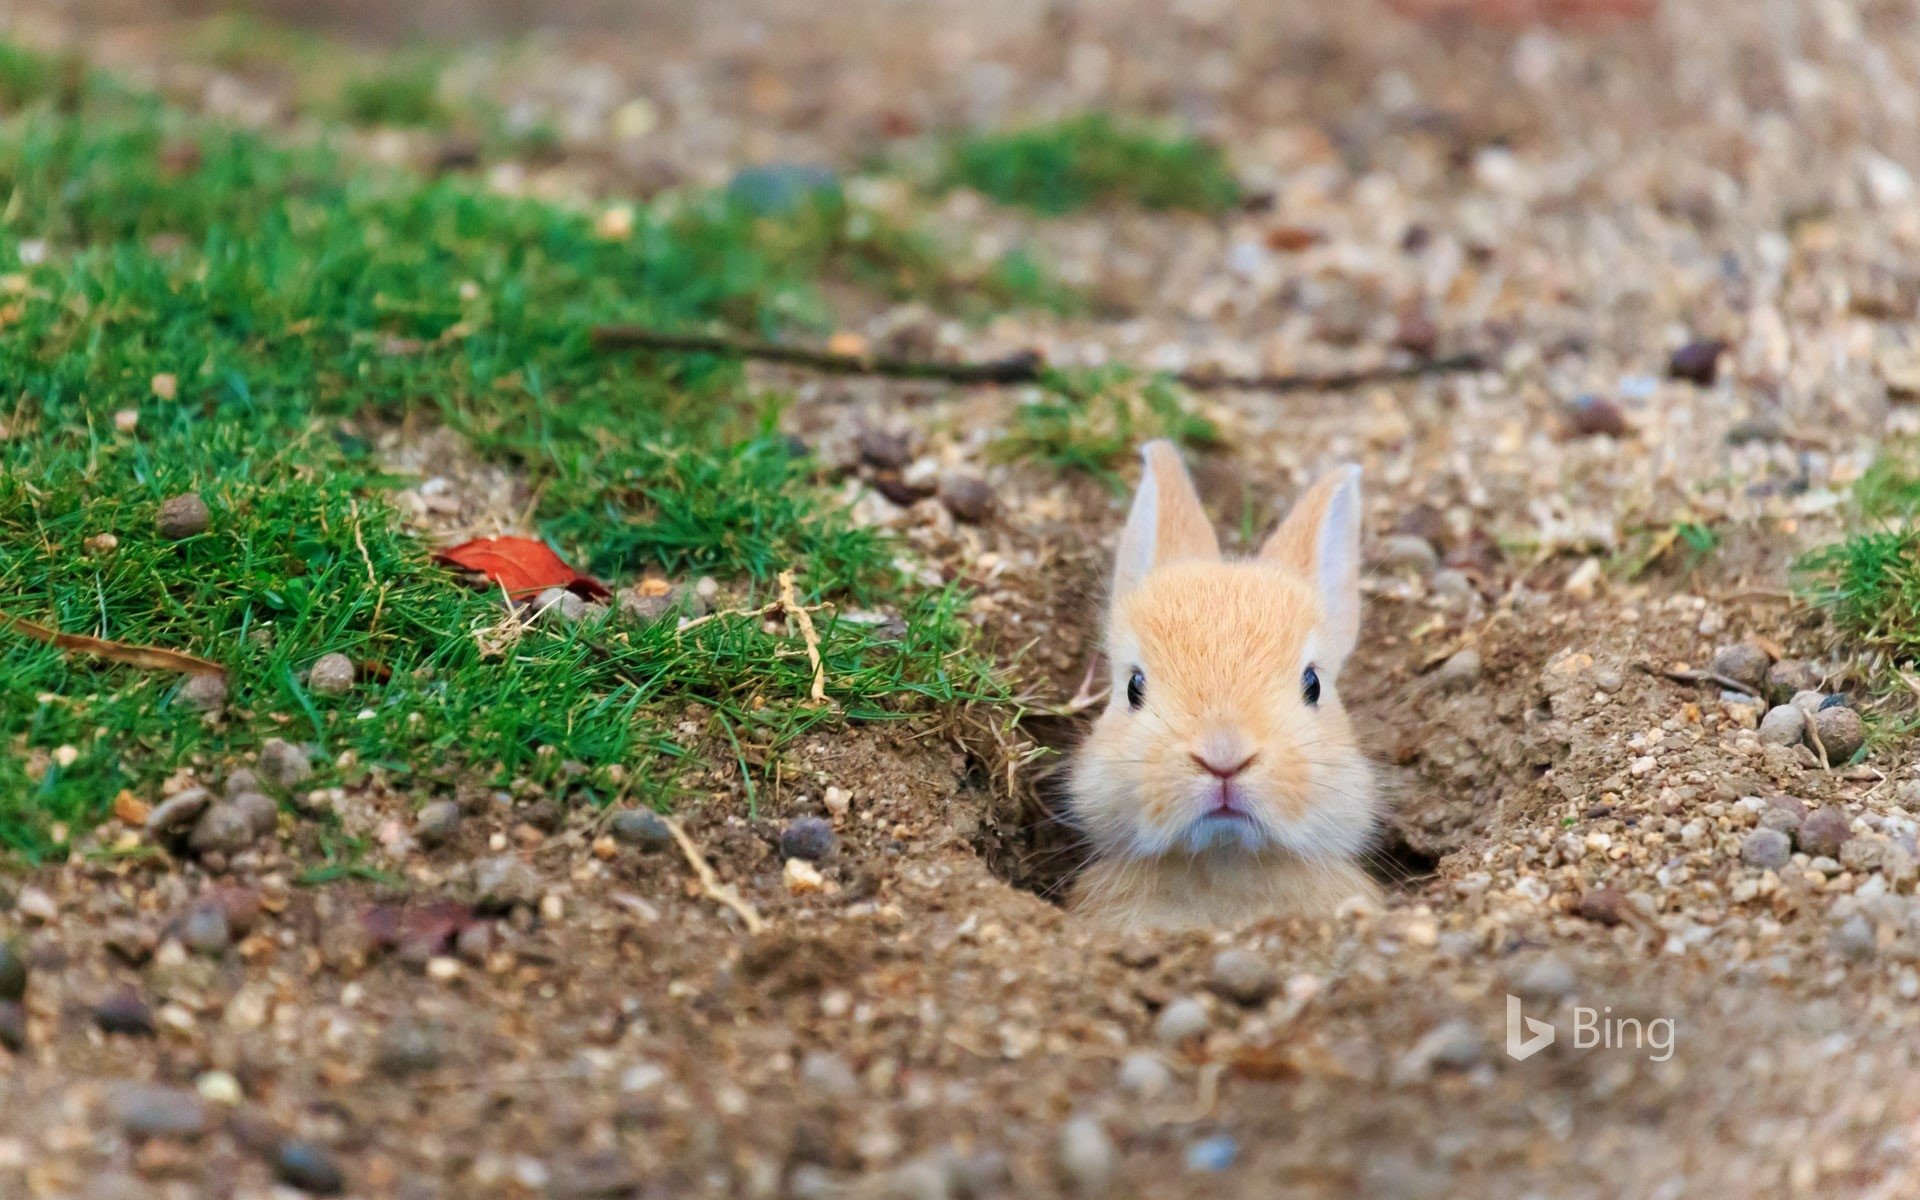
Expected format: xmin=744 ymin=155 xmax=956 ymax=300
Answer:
xmin=10 ymin=0 xmax=1920 ymax=1196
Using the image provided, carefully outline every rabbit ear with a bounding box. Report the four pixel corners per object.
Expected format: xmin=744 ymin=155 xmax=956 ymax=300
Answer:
xmin=1113 ymin=440 xmax=1220 ymax=601
xmin=1260 ymin=466 xmax=1363 ymax=668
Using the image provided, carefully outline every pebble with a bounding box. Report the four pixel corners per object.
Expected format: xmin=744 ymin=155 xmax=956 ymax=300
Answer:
xmin=1756 ymin=705 xmax=1806 ymax=747
xmin=857 ymin=428 xmax=913 ymax=470
xmin=1768 ymin=660 xmax=1823 ymax=699
xmin=224 ymin=768 xmax=262 ymax=797
xmin=15 ymin=886 xmax=56 ymax=922
xmin=188 ymin=803 xmax=255 ymax=856
xmin=1799 ymin=808 xmax=1853 ymax=858
xmin=414 ymin=800 xmax=463 ymax=847
xmin=306 ymin=653 xmax=355 ymax=696
xmin=1508 ymin=955 xmax=1576 ymax=1001
xmin=195 ymin=1070 xmax=242 ymax=1107
xmin=1841 ymin=836 xmax=1884 ymax=875
xmin=1790 ymin=690 xmax=1829 ymax=716
xmin=0 ymin=942 xmax=25 ymax=1002
xmin=1668 ymin=338 xmax=1726 ymax=385
xmin=155 ymin=493 xmax=211 ymax=540
xmin=1563 ymin=394 xmax=1631 ymax=438
xmin=375 ymin=1020 xmax=444 ymax=1076
xmin=780 ymin=817 xmax=838 ymax=861
xmin=1206 ymin=949 xmax=1278 ymax=1006
xmin=454 ymin=921 xmax=495 ymax=964
xmin=823 ymin=786 xmax=852 ymax=818
xmin=1375 ymin=534 xmax=1440 ymax=575
xmin=1759 ymin=796 xmax=1806 ymax=835
xmin=230 ymin=791 xmax=279 ymax=838
xmin=799 ymin=1050 xmax=860 ymax=1098
xmin=259 ymin=738 xmax=312 ymax=788
xmin=92 ymin=988 xmax=156 ymax=1037
xmin=1742 ymin=828 xmax=1793 ymax=870
xmin=1429 ymin=568 xmax=1477 ymax=604
xmin=1395 ymin=1019 xmax=1485 ymax=1081
xmin=1574 ymin=887 xmax=1629 ymax=926
xmin=274 ymin=1140 xmax=346 ymax=1195
xmin=1117 ymin=1051 xmax=1175 ymax=1098
xmin=1154 ymin=996 xmax=1211 ymax=1043
xmin=145 ymin=788 xmax=212 ymax=838
xmin=472 ymin=856 xmax=542 ymax=912
xmin=1185 ymin=1134 xmax=1238 ymax=1172
xmin=938 ymin=474 xmax=995 ymax=523
xmin=618 ymin=587 xmax=681 ymax=625
xmin=609 ymin=808 xmax=673 ymax=850
xmin=1709 ymin=643 xmax=1771 ymax=691
xmin=1433 ymin=648 xmax=1482 ymax=691
xmin=0 ymin=1001 xmax=23 ymax=1052
xmin=533 ymin=586 xmax=589 ymax=625
xmin=1056 ymin=1116 xmax=1116 ymax=1193
xmin=1811 ymin=707 xmax=1866 ymax=764
xmin=110 ymin=1084 xmax=211 ymax=1139
xmin=1833 ymin=914 xmax=1877 ymax=961
xmin=179 ymin=903 xmax=231 ymax=955
xmin=176 ymin=673 xmax=228 ymax=713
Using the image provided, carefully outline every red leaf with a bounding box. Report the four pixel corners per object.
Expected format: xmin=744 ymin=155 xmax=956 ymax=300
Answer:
xmin=432 ymin=537 xmax=611 ymax=600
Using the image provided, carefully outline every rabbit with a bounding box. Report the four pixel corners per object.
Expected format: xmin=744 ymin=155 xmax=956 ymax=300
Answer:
xmin=1066 ymin=440 xmax=1382 ymax=930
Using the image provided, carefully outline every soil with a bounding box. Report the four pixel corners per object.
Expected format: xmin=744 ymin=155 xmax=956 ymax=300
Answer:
xmin=9 ymin=1 xmax=1920 ymax=1197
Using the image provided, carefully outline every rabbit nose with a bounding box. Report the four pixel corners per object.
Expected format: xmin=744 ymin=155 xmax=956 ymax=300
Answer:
xmin=1190 ymin=735 xmax=1257 ymax=779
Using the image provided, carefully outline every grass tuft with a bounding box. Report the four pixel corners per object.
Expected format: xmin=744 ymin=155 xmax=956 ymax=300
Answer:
xmin=943 ymin=112 xmax=1241 ymax=216
xmin=992 ymin=368 xmax=1220 ymax=489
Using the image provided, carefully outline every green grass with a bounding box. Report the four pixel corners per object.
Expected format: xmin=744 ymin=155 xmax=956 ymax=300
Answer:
xmin=992 ymin=367 xmax=1220 ymax=489
xmin=337 ymin=59 xmax=449 ymax=129
xmin=943 ymin=113 xmax=1241 ymax=216
xmin=0 ymin=47 xmax=1018 ymax=858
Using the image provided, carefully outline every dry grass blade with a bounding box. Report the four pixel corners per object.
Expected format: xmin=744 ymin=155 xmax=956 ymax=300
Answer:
xmin=660 ymin=814 xmax=767 ymax=934
xmin=0 ymin=609 xmax=225 ymax=676
xmin=778 ymin=569 xmax=827 ymax=704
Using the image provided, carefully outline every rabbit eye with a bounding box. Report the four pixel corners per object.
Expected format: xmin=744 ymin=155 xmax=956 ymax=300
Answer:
xmin=1126 ymin=669 xmax=1146 ymax=710
xmin=1302 ymin=666 xmax=1321 ymax=706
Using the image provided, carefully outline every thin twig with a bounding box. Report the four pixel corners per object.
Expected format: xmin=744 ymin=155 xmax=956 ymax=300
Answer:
xmin=589 ymin=326 xmax=1485 ymax=393
xmin=1634 ymin=662 xmax=1761 ymax=698
xmin=660 ymin=815 xmax=767 ymax=934
xmin=778 ymin=569 xmax=827 ymax=704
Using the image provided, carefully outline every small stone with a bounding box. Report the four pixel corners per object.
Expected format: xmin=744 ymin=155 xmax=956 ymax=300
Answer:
xmin=1768 ymin=660 xmax=1823 ymax=699
xmin=92 ymin=988 xmax=155 ymax=1037
xmin=1742 ymin=827 xmax=1792 ymax=870
xmin=1206 ymin=949 xmax=1277 ymax=1006
xmin=1757 ymin=705 xmax=1807 ymax=748
xmin=1791 ymin=690 xmax=1829 ymax=715
xmin=1574 ymin=887 xmax=1629 ymax=926
xmin=156 ymin=493 xmax=210 ymax=540
xmin=780 ymin=816 xmax=837 ymax=862
xmin=274 ymin=1140 xmax=346 ymax=1195
xmin=194 ymin=1070 xmax=242 ymax=1107
xmin=799 ymin=1050 xmax=859 ymax=1098
xmin=617 ymin=586 xmax=683 ymax=625
xmin=1508 ymin=955 xmax=1576 ymax=1001
xmin=1669 ymin=338 xmax=1727 ymax=385
xmin=1375 ymin=534 xmax=1439 ymax=575
xmin=145 ymin=788 xmax=211 ymax=837
xmin=857 ymin=429 xmax=913 ymax=470
xmin=258 ymin=739 xmax=312 ymax=788
xmin=1433 ymin=648 xmax=1482 ymax=692
xmin=609 ymin=809 xmax=673 ymax=850
xmin=188 ymin=804 xmax=255 ymax=856
xmin=1185 ymin=1134 xmax=1238 ymax=1173
xmin=1709 ymin=643 xmax=1771 ymax=691
xmin=0 ymin=1001 xmax=23 ymax=1052
xmin=1809 ymin=855 xmax=1843 ymax=877
xmin=1811 ymin=707 xmax=1866 ymax=764
xmin=1758 ymin=795 xmax=1806 ymax=834
xmin=0 ymin=942 xmax=25 ymax=1002
xmin=938 ymin=475 xmax=996 ymax=523
xmin=822 ymin=786 xmax=852 ymax=818
xmin=230 ymin=791 xmax=279 ymax=839
xmin=1563 ymin=394 xmax=1630 ymax=438
xmin=783 ymin=858 xmax=827 ymax=893
xmin=1841 ymin=836 xmax=1885 ymax=875
xmin=1154 ymin=996 xmax=1210 ymax=1043
xmin=1395 ymin=1019 xmax=1485 ymax=1082
xmin=1799 ymin=808 xmax=1854 ymax=858
xmin=1117 ymin=1052 xmax=1175 ymax=1098
xmin=375 ymin=1020 xmax=443 ymax=1076
xmin=176 ymin=673 xmax=228 ymax=713
xmin=414 ymin=800 xmax=463 ymax=848
xmin=1057 ymin=1116 xmax=1116 ymax=1194
xmin=885 ymin=1158 xmax=952 ymax=1200
xmin=224 ymin=768 xmax=262 ymax=797
xmin=306 ymin=653 xmax=355 ymax=696
xmin=14 ymin=886 xmax=56 ymax=922
xmin=1833 ymin=913 xmax=1877 ymax=961
xmin=472 ymin=856 xmax=541 ymax=912
xmin=110 ymin=1084 xmax=210 ymax=1139
xmin=1430 ymin=568 xmax=1477 ymax=603
xmin=534 ymin=587 xmax=588 ymax=624
xmin=179 ymin=903 xmax=231 ymax=955
xmin=454 ymin=921 xmax=495 ymax=964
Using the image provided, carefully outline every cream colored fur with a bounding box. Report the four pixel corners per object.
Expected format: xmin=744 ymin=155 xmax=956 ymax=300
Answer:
xmin=1066 ymin=442 xmax=1381 ymax=931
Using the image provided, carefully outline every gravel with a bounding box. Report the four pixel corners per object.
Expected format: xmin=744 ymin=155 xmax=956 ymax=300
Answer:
xmin=179 ymin=902 xmax=231 ymax=955
xmin=780 ymin=816 xmax=838 ymax=861
xmin=1057 ymin=1115 xmax=1116 ymax=1193
xmin=230 ymin=791 xmax=280 ymax=838
xmin=274 ymin=1140 xmax=347 ymax=1195
xmin=1117 ymin=1051 xmax=1175 ymax=1098
xmin=1206 ymin=948 xmax=1278 ymax=1006
xmin=1709 ymin=643 xmax=1771 ymax=692
xmin=1799 ymin=809 xmax=1853 ymax=858
xmin=472 ymin=856 xmax=542 ymax=912
xmin=91 ymin=988 xmax=155 ymax=1037
xmin=609 ymin=808 xmax=673 ymax=850
xmin=145 ymin=787 xmax=212 ymax=838
xmin=1154 ymin=996 xmax=1211 ymax=1042
xmin=258 ymin=738 xmax=312 ymax=788
xmin=188 ymin=803 xmax=256 ymax=856
xmin=415 ymin=800 xmax=464 ymax=847
xmin=155 ymin=492 xmax=211 ymax=539
xmin=1756 ymin=705 xmax=1806 ymax=747
xmin=176 ymin=672 xmax=228 ymax=713
xmin=1758 ymin=796 xmax=1806 ymax=835
xmin=1742 ymin=828 xmax=1793 ymax=870
xmin=1811 ymin=707 xmax=1866 ymax=764
xmin=306 ymin=653 xmax=356 ymax=696
xmin=1832 ymin=914 xmax=1878 ymax=961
